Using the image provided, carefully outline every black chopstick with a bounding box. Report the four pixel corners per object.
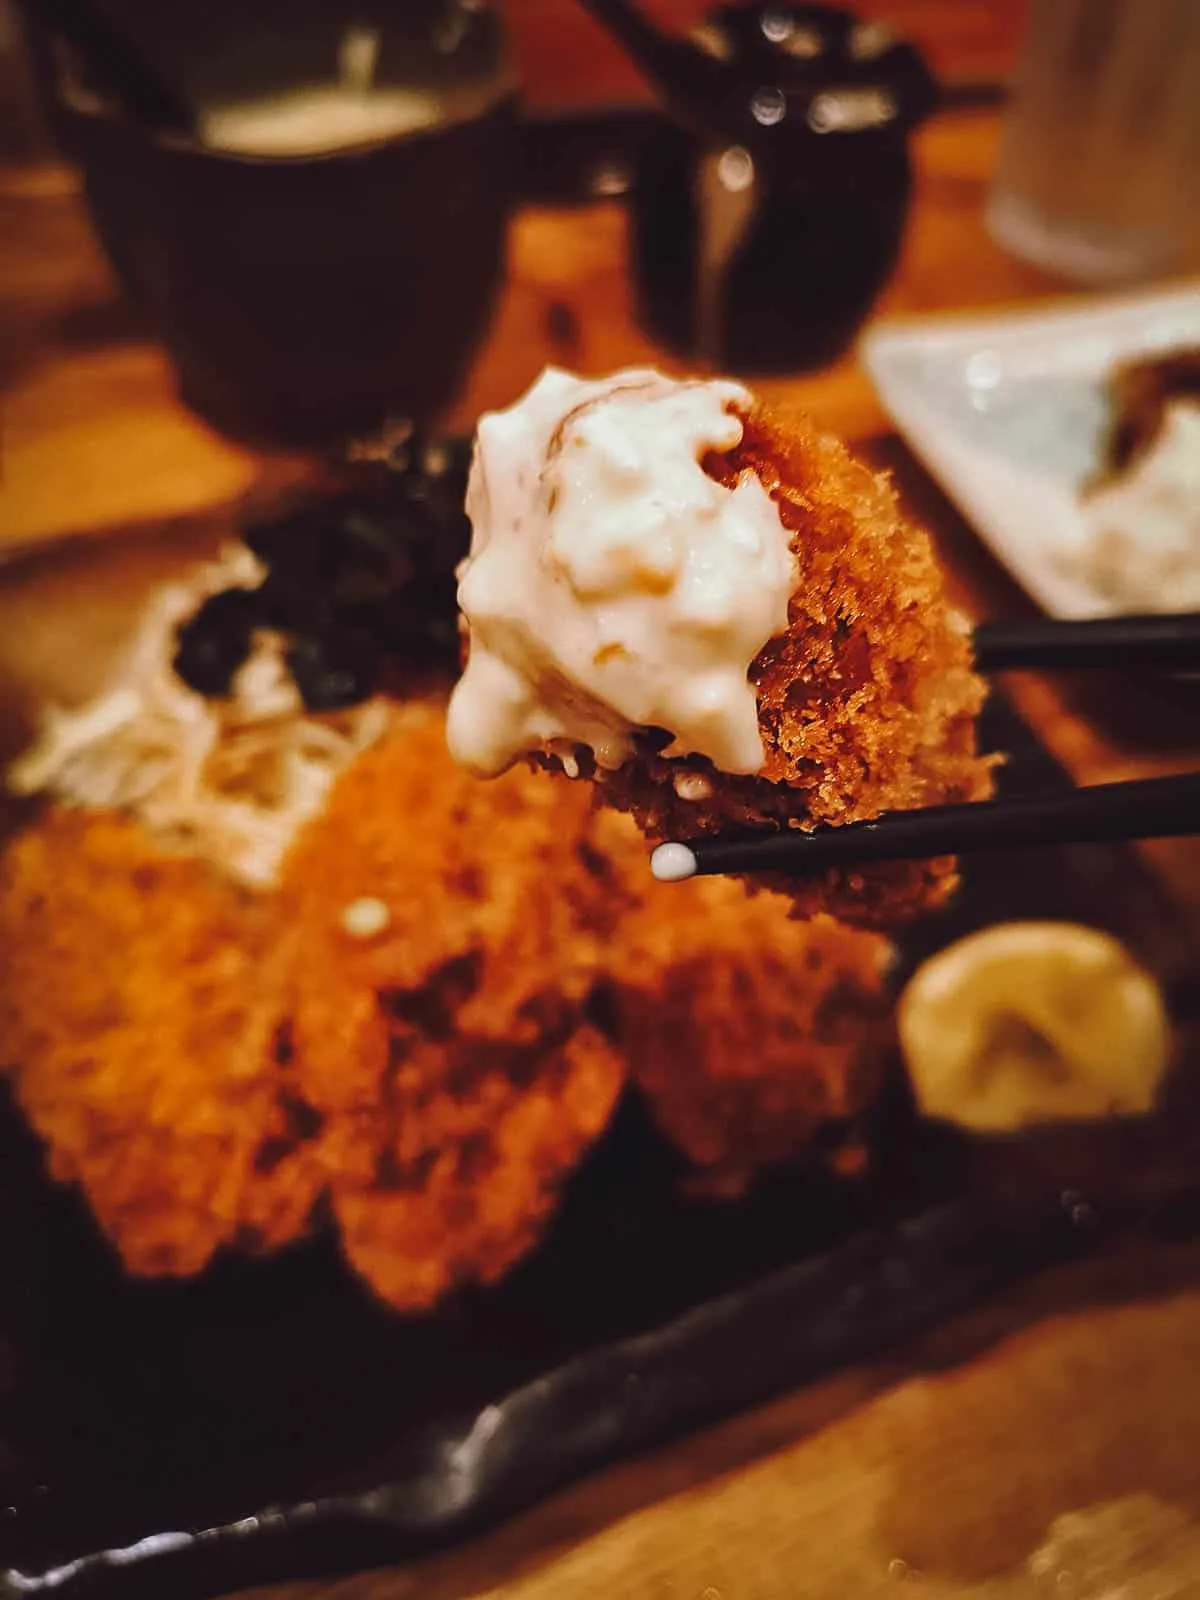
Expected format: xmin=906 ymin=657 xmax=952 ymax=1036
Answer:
xmin=649 ymin=772 xmax=1200 ymax=883
xmin=973 ymin=612 xmax=1200 ymax=673
xmin=645 ymin=614 xmax=1200 ymax=883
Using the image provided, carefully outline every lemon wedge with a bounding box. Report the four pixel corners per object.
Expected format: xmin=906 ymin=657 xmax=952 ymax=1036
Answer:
xmin=898 ymin=921 xmax=1170 ymax=1132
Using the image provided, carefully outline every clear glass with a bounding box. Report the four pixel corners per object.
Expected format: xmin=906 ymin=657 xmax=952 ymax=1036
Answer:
xmin=987 ymin=0 xmax=1200 ymax=284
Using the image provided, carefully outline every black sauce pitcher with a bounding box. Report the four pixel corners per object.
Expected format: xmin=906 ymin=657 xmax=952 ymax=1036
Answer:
xmin=579 ymin=0 xmax=938 ymax=371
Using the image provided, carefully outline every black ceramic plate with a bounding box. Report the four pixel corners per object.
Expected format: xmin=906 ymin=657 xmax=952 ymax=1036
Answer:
xmin=0 ymin=488 xmax=1197 ymax=1600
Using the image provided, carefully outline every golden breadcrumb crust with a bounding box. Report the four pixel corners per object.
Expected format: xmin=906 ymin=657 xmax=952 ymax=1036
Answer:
xmin=586 ymin=406 xmax=996 ymax=926
xmin=591 ymin=811 xmax=893 ymax=1192
xmin=0 ymin=808 xmax=322 ymax=1276
xmin=275 ymin=710 xmax=626 ymax=1309
xmin=0 ymin=707 xmax=898 ymax=1309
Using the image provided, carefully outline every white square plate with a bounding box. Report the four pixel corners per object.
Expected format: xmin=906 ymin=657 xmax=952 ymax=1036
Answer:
xmin=861 ymin=282 xmax=1200 ymax=617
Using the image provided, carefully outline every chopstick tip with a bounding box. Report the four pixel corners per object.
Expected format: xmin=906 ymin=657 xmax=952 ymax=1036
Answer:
xmin=651 ymin=841 xmax=698 ymax=883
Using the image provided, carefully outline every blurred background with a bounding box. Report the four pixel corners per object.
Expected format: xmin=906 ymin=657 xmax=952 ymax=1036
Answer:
xmin=0 ymin=1 xmax=1024 ymax=144
xmin=5 ymin=9 xmax=1200 ymax=1595
xmin=1 ymin=0 xmax=1197 ymax=547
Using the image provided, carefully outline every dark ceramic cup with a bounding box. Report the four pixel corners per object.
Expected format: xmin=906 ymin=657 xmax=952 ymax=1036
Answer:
xmin=19 ymin=0 xmax=518 ymax=445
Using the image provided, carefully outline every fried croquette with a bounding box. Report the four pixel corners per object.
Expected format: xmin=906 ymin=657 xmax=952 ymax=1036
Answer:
xmin=590 ymin=812 xmax=894 ymax=1193
xmin=0 ymin=808 xmax=323 ymax=1275
xmin=592 ymin=405 xmax=995 ymax=924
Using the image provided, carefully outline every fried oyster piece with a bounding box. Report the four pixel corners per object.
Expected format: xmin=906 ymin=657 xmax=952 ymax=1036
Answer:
xmin=597 ymin=406 xmax=993 ymax=922
xmin=0 ymin=808 xmax=323 ymax=1276
xmin=275 ymin=707 xmax=626 ymax=1310
xmin=590 ymin=812 xmax=895 ymax=1195
xmin=449 ymin=370 xmax=994 ymax=929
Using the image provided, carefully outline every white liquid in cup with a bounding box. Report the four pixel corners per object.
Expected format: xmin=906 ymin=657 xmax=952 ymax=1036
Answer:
xmin=200 ymin=84 xmax=449 ymax=155
xmin=197 ymin=24 xmax=502 ymax=156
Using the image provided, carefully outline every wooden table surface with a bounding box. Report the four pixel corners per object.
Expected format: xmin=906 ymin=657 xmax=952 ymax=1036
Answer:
xmin=4 ymin=3 xmax=1200 ymax=1597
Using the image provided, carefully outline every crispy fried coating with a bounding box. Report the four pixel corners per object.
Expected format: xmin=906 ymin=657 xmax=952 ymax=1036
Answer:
xmin=590 ymin=406 xmax=995 ymax=926
xmin=0 ymin=750 xmax=625 ymax=1306
xmin=0 ymin=808 xmax=323 ymax=1276
xmin=591 ymin=812 xmax=894 ymax=1193
xmin=274 ymin=706 xmax=625 ymax=1307
xmin=329 ymin=1025 xmax=621 ymax=1310
xmin=615 ymin=900 xmax=892 ymax=1193
xmin=0 ymin=698 xmax=901 ymax=1309
xmin=276 ymin=705 xmax=614 ymax=1102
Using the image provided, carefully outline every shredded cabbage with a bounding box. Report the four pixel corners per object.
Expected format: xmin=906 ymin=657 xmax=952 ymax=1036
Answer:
xmin=7 ymin=547 xmax=392 ymax=890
